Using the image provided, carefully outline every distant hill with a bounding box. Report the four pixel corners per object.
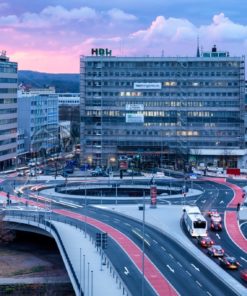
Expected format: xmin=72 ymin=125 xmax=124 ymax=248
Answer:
xmin=18 ymin=70 xmax=80 ymax=93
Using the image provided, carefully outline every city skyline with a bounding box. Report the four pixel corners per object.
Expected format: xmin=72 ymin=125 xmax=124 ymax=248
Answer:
xmin=0 ymin=0 xmax=247 ymax=73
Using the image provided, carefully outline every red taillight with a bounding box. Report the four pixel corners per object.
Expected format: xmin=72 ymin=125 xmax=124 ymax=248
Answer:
xmin=222 ymin=249 xmax=224 ymax=253
xmin=211 ymin=224 xmax=214 ymax=228
xmin=202 ymin=240 xmax=205 ymax=244
xmin=236 ymin=262 xmax=240 ymax=265
xmin=211 ymin=241 xmax=214 ymax=244
xmin=226 ymin=262 xmax=230 ymax=265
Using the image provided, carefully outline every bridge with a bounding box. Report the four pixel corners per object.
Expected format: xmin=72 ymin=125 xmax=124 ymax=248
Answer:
xmin=3 ymin=209 xmax=131 ymax=296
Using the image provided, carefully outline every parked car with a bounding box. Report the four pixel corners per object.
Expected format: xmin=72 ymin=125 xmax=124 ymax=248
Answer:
xmin=17 ymin=170 xmax=25 ymax=177
xmin=207 ymin=245 xmax=224 ymax=257
xmin=28 ymin=169 xmax=36 ymax=177
xmin=219 ymin=256 xmax=240 ymax=270
xmin=64 ymin=166 xmax=74 ymax=174
xmin=28 ymin=161 xmax=35 ymax=167
xmin=197 ymin=236 xmax=214 ymax=248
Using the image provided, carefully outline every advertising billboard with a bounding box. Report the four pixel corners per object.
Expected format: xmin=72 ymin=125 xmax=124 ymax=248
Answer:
xmin=150 ymin=185 xmax=157 ymax=207
xmin=126 ymin=104 xmax=144 ymax=111
xmin=134 ymin=82 xmax=162 ymax=90
xmin=126 ymin=113 xmax=144 ymax=123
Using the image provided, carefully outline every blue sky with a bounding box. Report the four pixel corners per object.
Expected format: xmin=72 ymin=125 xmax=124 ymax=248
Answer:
xmin=0 ymin=0 xmax=246 ymax=72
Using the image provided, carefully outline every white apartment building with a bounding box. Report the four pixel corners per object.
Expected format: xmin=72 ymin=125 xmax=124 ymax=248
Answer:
xmin=0 ymin=51 xmax=17 ymax=170
xmin=17 ymin=87 xmax=59 ymax=159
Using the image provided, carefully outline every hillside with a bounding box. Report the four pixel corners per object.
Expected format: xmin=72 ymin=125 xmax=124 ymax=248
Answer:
xmin=18 ymin=70 xmax=80 ymax=93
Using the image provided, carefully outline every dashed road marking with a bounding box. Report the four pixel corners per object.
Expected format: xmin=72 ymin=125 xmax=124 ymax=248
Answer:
xmin=166 ymin=265 xmax=174 ymax=273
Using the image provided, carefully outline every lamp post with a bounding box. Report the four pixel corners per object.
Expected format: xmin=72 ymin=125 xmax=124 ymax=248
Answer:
xmin=84 ymin=184 xmax=87 ymax=237
xmin=141 ymin=190 xmax=145 ymax=296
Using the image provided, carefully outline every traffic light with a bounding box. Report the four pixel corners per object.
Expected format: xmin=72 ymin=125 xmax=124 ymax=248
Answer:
xmin=96 ymin=232 xmax=101 ymax=247
xmin=120 ymin=170 xmax=123 ymax=179
xmin=102 ymin=233 xmax=108 ymax=249
xmin=6 ymin=192 xmax=10 ymax=205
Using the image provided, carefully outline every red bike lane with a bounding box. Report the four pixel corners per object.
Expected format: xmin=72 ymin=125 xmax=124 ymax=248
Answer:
xmin=204 ymin=178 xmax=247 ymax=253
xmin=54 ymin=209 xmax=179 ymax=296
xmin=1 ymin=191 xmax=178 ymax=296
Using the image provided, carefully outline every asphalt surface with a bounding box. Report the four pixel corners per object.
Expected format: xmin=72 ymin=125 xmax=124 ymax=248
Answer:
xmin=2 ymin=175 xmax=247 ymax=295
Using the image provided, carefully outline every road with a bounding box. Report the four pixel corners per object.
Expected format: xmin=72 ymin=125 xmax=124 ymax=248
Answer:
xmin=2 ymin=175 xmax=247 ymax=295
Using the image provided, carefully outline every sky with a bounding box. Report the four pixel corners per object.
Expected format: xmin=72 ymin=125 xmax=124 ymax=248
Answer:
xmin=0 ymin=0 xmax=247 ymax=73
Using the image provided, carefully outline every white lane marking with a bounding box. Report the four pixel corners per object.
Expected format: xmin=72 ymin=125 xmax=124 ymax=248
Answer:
xmin=191 ymin=263 xmax=200 ymax=271
xmin=124 ymin=267 xmax=129 ymax=275
xmin=177 ymin=262 xmax=182 ymax=267
xmin=240 ymin=257 xmax=247 ymax=263
xmin=124 ymin=222 xmax=131 ymax=227
xmin=219 ymin=200 xmax=224 ymax=204
xmin=216 ymin=233 xmax=221 ymax=239
xmin=161 ymin=246 xmax=166 ymax=252
xmin=153 ymin=239 xmax=158 ymax=244
xmin=207 ymin=292 xmax=213 ymax=296
xmin=240 ymin=221 xmax=247 ymax=227
xmin=186 ymin=270 xmax=191 ymax=276
xmin=201 ymin=200 xmax=206 ymax=203
xmin=169 ymin=253 xmax=174 ymax=259
xmin=196 ymin=281 xmax=202 ymax=287
xmin=166 ymin=265 xmax=174 ymax=273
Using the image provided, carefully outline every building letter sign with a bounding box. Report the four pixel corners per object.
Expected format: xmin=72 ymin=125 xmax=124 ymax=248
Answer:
xmin=91 ymin=48 xmax=112 ymax=56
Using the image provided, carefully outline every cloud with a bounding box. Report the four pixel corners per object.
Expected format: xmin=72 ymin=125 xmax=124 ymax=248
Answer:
xmin=199 ymin=13 xmax=247 ymax=41
xmin=107 ymin=8 xmax=137 ymax=21
xmin=0 ymin=5 xmax=98 ymax=29
xmin=2 ymin=9 xmax=247 ymax=73
xmin=0 ymin=2 xmax=8 ymax=10
xmin=131 ymin=16 xmax=196 ymax=42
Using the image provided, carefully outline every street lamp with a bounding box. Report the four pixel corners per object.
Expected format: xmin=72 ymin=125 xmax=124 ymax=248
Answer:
xmin=141 ymin=190 xmax=146 ymax=296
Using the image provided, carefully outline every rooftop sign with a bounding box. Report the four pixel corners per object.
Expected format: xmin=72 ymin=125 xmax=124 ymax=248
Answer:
xmin=91 ymin=48 xmax=112 ymax=56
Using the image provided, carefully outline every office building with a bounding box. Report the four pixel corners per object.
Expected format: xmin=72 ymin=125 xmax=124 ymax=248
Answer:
xmin=17 ymin=86 xmax=59 ymax=159
xmin=58 ymin=93 xmax=80 ymax=146
xmin=0 ymin=51 xmax=17 ymax=170
xmin=80 ymin=46 xmax=245 ymax=169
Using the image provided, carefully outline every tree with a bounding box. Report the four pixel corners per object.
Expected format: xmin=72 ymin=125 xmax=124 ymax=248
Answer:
xmin=0 ymin=212 xmax=15 ymax=244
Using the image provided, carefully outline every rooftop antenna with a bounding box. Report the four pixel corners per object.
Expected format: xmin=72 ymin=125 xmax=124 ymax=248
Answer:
xmin=196 ymin=36 xmax=200 ymax=57
xmin=161 ymin=49 xmax=164 ymax=57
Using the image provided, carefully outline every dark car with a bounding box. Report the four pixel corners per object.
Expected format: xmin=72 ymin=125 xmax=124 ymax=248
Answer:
xmin=210 ymin=221 xmax=222 ymax=231
xmin=219 ymin=256 xmax=240 ymax=270
xmin=207 ymin=245 xmax=224 ymax=257
xmin=64 ymin=166 xmax=74 ymax=174
xmin=240 ymin=269 xmax=247 ymax=282
xmin=197 ymin=236 xmax=214 ymax=248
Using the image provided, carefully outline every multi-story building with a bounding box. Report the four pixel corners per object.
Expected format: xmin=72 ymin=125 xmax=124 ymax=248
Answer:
xmin=0 ymin=51 xmax=18 ymax=170
xmin=17 ymin=86 xmax=59 ymax=159
xmin=58 ymin=93 xmax=80 ymax=146
xmin=80 ymin=46 xmax=245 ymax=169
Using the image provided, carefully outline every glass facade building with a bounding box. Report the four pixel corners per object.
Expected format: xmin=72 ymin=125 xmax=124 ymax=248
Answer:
xmin=80 ymin=48 xmax=245 ymax=169
xmin=0 ymin=52 xmax=17 ymax=170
